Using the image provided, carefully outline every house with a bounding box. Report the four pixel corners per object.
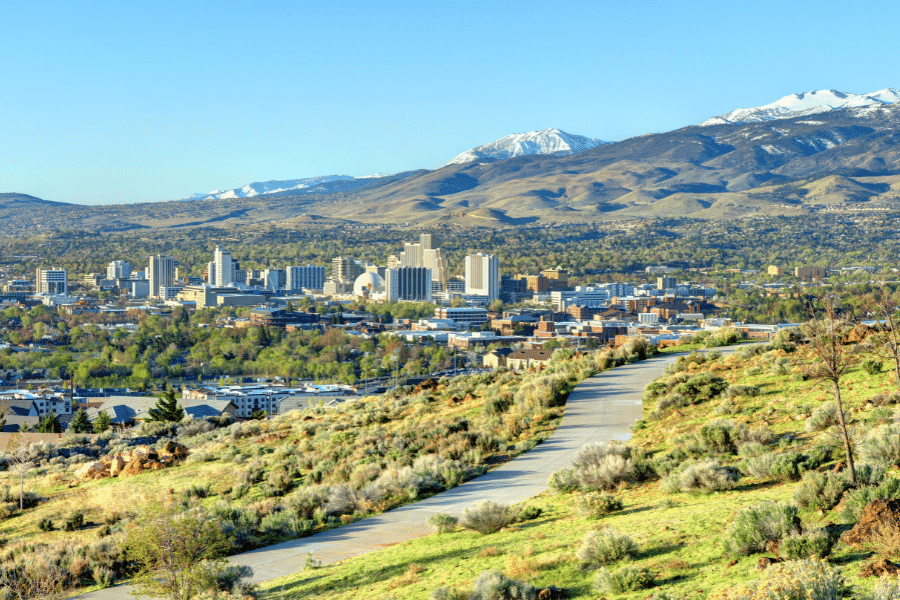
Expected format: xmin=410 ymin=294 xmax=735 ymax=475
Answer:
xmin=506 ymin=349 xmax=555 ymax=370
xmin=85 ymin=396 xmax=237 ymax=426
xmin=483 ymin=348 xmax=515 ymax=369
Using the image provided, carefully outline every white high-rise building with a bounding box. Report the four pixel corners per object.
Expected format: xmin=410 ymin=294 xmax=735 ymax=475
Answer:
xmin=399 ymin=233 xmax=447 ymax=288
xmin=35 ymin=268 xmax=67 ymax=295
xmin=106 ymin=261 xmax=131 ymax=280
xmin=148 ymin=255 xmax=176 ymax=299
xmin=261 ymin=268 xmax=285 ymax=291
xmin=465 ymin=253 xmax=499 ymax=301
xmin=214 ymin=247 xmax=234 ymax=287
xmin=286 ymin=265 xmax=326 ymax=291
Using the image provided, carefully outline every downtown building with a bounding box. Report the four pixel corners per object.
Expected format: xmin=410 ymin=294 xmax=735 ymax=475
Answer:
xmin=465 ymin=253 xmax=499 ymax=301
xmin=148 ymin=255 xmax=177 ymax=299
xmin=386 ymin=267 xmax=432 ymax=302
xmin=35 ymin=268 xmax=68 ymax=295
xmin=286 ymin=265 xmax=326 ymax=292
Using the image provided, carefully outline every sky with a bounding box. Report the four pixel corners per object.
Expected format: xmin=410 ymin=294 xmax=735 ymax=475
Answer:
xmin=2 ymin=0 xmax=899 ymax=205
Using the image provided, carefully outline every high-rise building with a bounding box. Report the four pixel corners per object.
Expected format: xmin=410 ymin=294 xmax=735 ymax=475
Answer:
xmin=657 ymin=276 xmax=676 ymax=290
xmin=35 ymin=268 xmax=67 ymax=295
xmin=465 ymin=253 xmax=499 ymax=301
xmin=332 ymin=256 xmax=360 ymax=283
xmin=399 ymin=233 xmax=447 ymax=288
xmin=214 ymin=247 xmax=234 ymax=287
xmin=286 ymin=265 xmax=326 ymax=291
xmin=107 ymin=261 xmax=131 ymax=280
xmin=148 ymin=255 xmax=176 ymax=299
xmin=261 ymin=268 xmax=286 ymax=292
xmin=385 ymin=267 xmax=432 ymax=302
xmin=205 ymin=261 xmax=216 ymax=284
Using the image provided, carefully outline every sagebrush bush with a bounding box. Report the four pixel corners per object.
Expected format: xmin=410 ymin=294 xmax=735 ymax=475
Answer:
xmin=839 ymin=477 xmax=900 ymax=522
xmin=780 ymin=528 xmax=834 ymax=559
xmin=547 ymin=468 xmax=580 ymax=493
xmin=862 ymin=424 xmax=900 ymax=466
xmin=593 ymin=564 xmax=654 ymax=594
xmin=806 ymin=402 xmax=844 ymax=432
xmin=430 ymin=585 xmax=468 ymax=600
xmin=708 ymin=559 xmax=846 ymax=600
xmin=576 ymin=527 xmax=639 ymax=567
xmin=792 ymin=471 xmax=849 ymax=511
xmin=460 ymin=501 xmax=517 ymax=534
xmin=725 ymin=384 xmax=762 ymax=398
xmin=571 ymin=442 xmax=648 ymax=491
xmin=715 ymin=398 xmax=741 ymax=416
xmin=674 ymin=373 xmax=729 ymax=403
xmin=468 ymin=569 xmax=537 ymax=600
xmin=579 ymin=492 xmax=623 ymax=518
xmin=744 ymin=450 xmax=818 ymax=481
xmin=724 ymin=500 xmax=800 ymax=556
xmin=427 ymin=513 xmax=458 ymax=534
xmin=63 ymin=511 xmax=85 ymax=531
xmin=863 ymin=577 xmax=900 ymax=600
xmin=678 ymin=458 xmax=739 ymax=493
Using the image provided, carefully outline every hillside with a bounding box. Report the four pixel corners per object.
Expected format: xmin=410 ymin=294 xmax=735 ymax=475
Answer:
xmin=258 ymin=335 xmax=900 ymax=599
xmin=4 ymin=103 xmax=900 ymax=233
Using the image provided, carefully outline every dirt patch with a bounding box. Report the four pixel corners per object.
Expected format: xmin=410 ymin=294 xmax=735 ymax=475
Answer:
xmin=840 ymin=499 xmax=900 ymax=547
xmin=860 ymin=559 xmax=900 ymax=578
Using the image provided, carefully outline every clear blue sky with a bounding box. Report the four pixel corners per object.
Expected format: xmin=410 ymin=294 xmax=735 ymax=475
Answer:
xmin=2 ymin=0 xmax=898 ymax=205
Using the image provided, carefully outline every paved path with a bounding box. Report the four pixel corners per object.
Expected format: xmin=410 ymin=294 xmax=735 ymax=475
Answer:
xmin=78 ymin=351 xmax=687 ymax=598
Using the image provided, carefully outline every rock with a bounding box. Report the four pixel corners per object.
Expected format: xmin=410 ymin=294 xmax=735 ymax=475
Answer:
xmin=756 ymin=556 xmax=782 ymax=571
xmin=120 ymin=459 xmax=151 ymax=477
xmin=109 ymin=455 xmax=127 ymax=477
xmin=672 ymin=410 xmax=685 ymax=418
xmin=75 ymin=461 xmax=110 ymax=480
xmin=537 ymin=587 xmax=567 ymax=600
xmin=860 ymin=559 xmax=900 ymax=578
xmin=765 ymin=540 xmax=780 ymax=556
xmin=159 ymin=441 xmax=189 ymax=459
xmin=726 ymin=559 xmax=737 ymax=568
xmin=832 ymin=461 xmax=847 ymax=473
xmin=841 ymin=499 xmax=900 ymax=547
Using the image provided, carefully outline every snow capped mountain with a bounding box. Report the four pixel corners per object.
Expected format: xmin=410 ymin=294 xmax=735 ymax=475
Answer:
xmin=445 ymin=128 xmax=609 ymax=166
xmin=186 ymin=175 xmax=361 ymax=200
xmin=701 ymin=88 xmax=900 ymax=126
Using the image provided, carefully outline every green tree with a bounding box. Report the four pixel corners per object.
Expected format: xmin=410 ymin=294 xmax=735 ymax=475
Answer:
xmin=69 ymin=408 xmax=92 ymax=434
xmin=147 ymin=390 xmax=185 ymax=422
xmin=125 ymin=496 xmax=234 ymax=600
xmin=35 ymin=412 xmax=62 ymax=433
xmin=94 ymin=410 xmax=112 ymax=433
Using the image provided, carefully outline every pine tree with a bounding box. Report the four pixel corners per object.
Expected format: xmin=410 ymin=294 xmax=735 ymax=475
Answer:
xmin=69 ymin=408 xmax=92 ymax=434
xmin=147 ymin=390 xmax=185 ymax=422
xmin=94 ymin=410 xmax=112 ymax=433
xmin=35 ymin=412 xmax=62 ymax=433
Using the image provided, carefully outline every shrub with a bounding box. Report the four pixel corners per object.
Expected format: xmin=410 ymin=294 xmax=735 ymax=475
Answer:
xmin=724 ymin=500 xmax=800 ymax=556
xmin=92 ymin=565 xmax=116 ymax=587
xmin=806 ymin=402 xmax=844 ymax=432
xmin=674 ymin=373 xmax=729 ymax=404
xmin=571 ymin=442 xmax=647 ymax=491
xmin=694 ymin=420 xmax=741 ymax=455
xmin=430 ymin=586 xmax=468 ymax=600
xmin=863 ymin=359 xmax=884 ymax=375
xmin=862 ymin=424 xmax=900 ymax=466
xmin=745 ymin=451 xmax=818 ymax=481
xmin=518 ymin=506 xmax=542 ymax=521
xmin=715 ymin=398 xmax=741 ymax=416
xmin=547 ymin=468 xmax=580 ymax=492
xmin=792 ymin=471 xmax=850 ymax=511
xmin=678 ymin=459 xmax=739 ymax=493
xmin=726 ymin=384 xmax=762 ymax=398
xmin=63 ymin=511 xmax=85 ymax=531
xmin=576 ymin=527 xmax=639 ymax=568
xmin=579 ymin=493 xmax=623 ymax=518
xmin=863 ymin=577 xmax=900 ymax=600
xmin=780 ymin=528 xmax=834 ymax=559
xmin=738 ymin=442 xmax=770 ymax=458
xmin=708 ymin=559 xmax=846 ymax=600
xmin=839 ymin=477 xmax=900 ymax=522
xmin=593 ymin=564 xmax=655 ymax=594
xmin=460 ymin=501 xmax=517 ymax=534
xmin=468 ymin=570 xmax=537 ymax=600
xmin=427 ymin=513 xmax=458 ymax=534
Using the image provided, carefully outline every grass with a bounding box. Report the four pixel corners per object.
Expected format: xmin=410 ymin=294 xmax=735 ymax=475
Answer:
xmin=256 ymin=340 xmax=900 ymax=599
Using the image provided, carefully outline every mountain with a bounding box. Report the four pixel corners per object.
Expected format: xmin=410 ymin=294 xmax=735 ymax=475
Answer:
xmin=702 ymin=88 xmax=900 ymax=126
xmin=445 ymin=128 xmax=609 ymax=166
xmin=185 ymin=172 xmax=418 ymax=201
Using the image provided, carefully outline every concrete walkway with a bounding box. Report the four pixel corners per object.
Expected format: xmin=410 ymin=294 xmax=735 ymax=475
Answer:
xmin=77 ymin=351 xmax=685 ymax=598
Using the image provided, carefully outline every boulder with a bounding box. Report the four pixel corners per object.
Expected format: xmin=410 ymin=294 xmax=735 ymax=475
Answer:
xmin=537 ymin=587 xmax=568 ymax=599
xmin=109 ymin=455 xmax=127 ymax=477
xmin=841 ymin=499 xmax=900 ymax=547
xmin=75 ymin=461 xmax=110 ymax=480
xmin=120 ymin=459 xmax=151 ymax=477
xmin=756 ymin=556 xmax=782 ymax=571
xmin=159 ymin=441 xmax=189 ymax=460
xmin=860 ymin=559 xmax=900 ymax=578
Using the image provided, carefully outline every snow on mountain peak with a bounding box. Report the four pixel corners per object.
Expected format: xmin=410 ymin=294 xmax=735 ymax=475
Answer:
xmin=445 ymin=128 xmax=609 ymax=166
xmin=701 ymin=88 xmax=900 ymax=126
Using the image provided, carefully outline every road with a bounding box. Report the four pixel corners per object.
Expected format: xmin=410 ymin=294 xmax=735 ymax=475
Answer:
xmin=77 ymin=350 xmax=690 ymax=598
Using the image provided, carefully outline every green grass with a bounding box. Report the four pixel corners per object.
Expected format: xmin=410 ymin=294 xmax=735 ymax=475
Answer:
xmin=256 ymin=342 xmax=900 ymax=599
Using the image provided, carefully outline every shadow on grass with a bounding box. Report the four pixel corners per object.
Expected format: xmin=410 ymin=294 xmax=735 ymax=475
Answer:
xmin=640 ymin=542 xmax=684 ymax=561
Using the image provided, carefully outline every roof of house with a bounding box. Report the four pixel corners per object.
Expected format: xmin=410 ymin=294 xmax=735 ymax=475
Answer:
xmin=1 ymin=399 xmax=37 ymax=417
xmin=1 ymin=415 xmax=41 ymax=432
xmin=86 ymin=396 xmax=158 ymax=423
xmin=509 ymin=349 xmax=554 ymax=362
xmin=183 ymin=399 xmax=236 ymax=419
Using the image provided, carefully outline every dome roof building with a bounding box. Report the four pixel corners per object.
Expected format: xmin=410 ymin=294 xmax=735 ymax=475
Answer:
xmin=353 ymin=271 xmax=385 ymax=298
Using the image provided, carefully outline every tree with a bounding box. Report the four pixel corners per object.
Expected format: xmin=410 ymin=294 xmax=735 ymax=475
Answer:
xmin=125 ymin=496 xmax=235 ymax=600
xmin=0 ymin=561 xmax=72 ymax=600
xmin=801 ymin=294 xmax=858 ymax=485
xmin=94 ymin=409 xmax=112 ymax=433
xmin=865 ymin=282 xmax=900 ymax=392
xmin=35 ymin=412 xmax=61 ymax=434
xmin=147 ymin=389 xmax=185 ymax=422
xmin=5 ymin=433 xmax=35 ymax=510
xmin=69 ymin=408 xmax=92 ymax=434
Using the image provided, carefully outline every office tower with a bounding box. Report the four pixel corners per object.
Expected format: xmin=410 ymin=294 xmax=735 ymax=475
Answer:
xmin=385 ymin=267 xmax=432 ymax=302
xmin=205 ymin=261 xmax=216 ymax=284
xmin=35 ymin=268 xmax=67 ymax=294
xmin=106 ymin=261 xmax=131 ymax=280
xmin=399 ymin=233 xmax=446 ymax=288
xmin=332 ymin=256 xmax=360 ymax=283
xmin=262 ymin=268 xmax=286 ymax=291
xmin=386 ymin=255 xmax=401 ymax=270
xmin=148 ymin=255 xmax=176 ymax=299
xmin=285 ymin=265 xmax=326 ymax=291
xmin=214 ymin=247 xmax=234 ymax=286
xmin=465 ymin=253 xmax=499 ymax=300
